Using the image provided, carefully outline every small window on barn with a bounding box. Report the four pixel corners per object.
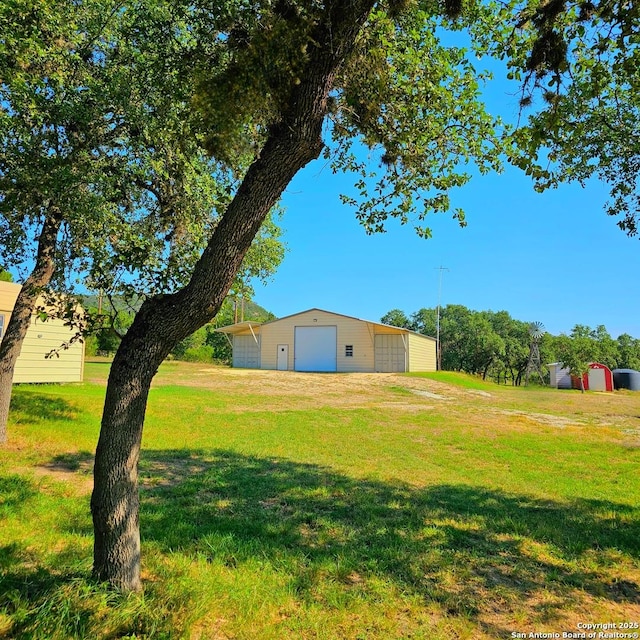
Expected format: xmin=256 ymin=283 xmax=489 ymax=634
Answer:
xmin=0 ymin=314 xmax=4 ymax=338
xmin=345 ymin=345 xmax=353 ymax=357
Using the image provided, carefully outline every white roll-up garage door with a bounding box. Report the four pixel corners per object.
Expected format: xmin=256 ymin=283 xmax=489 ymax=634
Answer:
xmin=294 ymin=326 xmax=337 ymax=372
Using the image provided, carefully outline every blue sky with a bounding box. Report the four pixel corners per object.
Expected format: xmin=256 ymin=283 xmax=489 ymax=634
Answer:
xmin=253 ymin=135 xmax=640 ymax=340
xmin=251 ymin=42 xmax=640 ymax=340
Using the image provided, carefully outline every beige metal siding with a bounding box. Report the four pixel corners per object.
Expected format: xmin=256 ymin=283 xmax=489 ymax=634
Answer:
xmin=12 ymin=316 xmax=85 ymax=383
xmin=260 ymin=310 xmax=375 ymax=372
xmin=407 ymin=333 xmax=436 ymax=372
xmin=375 ymin=334 xmax=407 ymax=372
xmin=0 ymin=281 xmax=84 ymax=383
xmin=0 ymin=281 xmax=20 ymax=318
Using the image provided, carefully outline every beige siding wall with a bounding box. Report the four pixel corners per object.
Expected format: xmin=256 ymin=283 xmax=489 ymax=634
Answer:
xmin=260 ymin=310 xmax=376 ymax=372
xmin=0 ymin=282 xmax=84 ymax=383
xmin=13 ymin=316 xmax=85 ymax=383
xmin=0 ymin=281 xmax=20 ymax=318
xmin=407 ymin=333 xmax=436 ymax=372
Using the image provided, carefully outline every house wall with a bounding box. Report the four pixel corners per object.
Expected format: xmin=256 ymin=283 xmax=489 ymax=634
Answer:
xmin=0 ymin=281 xmax=84 ymax=383
xmin=260 ymin=309 xmax=375 ymax=372
xmin=13 ymin=316 xmax=85 ymax=383
xmin=587 ymin=362 xmax=614 ymax=392
xmin=407 ymin=333 xmax=437 ymax=372
xmin=549 ymin=363 xmax=572 ymax=389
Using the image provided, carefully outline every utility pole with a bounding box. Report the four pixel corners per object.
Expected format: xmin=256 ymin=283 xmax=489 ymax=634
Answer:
xmin=435 ymin=266 xmax=449 ymax=371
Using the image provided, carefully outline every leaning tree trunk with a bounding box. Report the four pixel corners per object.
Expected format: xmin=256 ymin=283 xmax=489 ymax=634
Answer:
xmin=0 ymin=212 xmax=62 ymax=445
xmin=91 ymin=0 xmax=375 ymax=591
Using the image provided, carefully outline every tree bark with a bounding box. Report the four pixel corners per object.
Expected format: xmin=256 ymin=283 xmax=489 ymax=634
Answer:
xmin=0 ymin=211 xmax=62 ymax=444
xmin=91 ymin=0 xmax=375 ymax=591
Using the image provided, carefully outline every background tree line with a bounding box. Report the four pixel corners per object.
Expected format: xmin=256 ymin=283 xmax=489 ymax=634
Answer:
xmin=83 ymin=295 xmax=274 ymax=364
xmin=382 ymin=306 xmax=640 ymax=385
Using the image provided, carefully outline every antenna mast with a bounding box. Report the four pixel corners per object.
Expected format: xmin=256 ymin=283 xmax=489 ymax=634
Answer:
xmin=435 ymin=266 xmax=449 ymax=371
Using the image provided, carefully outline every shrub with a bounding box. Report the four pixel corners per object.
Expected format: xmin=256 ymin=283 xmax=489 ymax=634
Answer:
xmin=181 ymin=345 xmax=215 ymax=363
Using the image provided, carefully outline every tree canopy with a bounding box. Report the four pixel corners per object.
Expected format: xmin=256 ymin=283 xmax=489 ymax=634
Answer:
xmin=484 ymin=0 xmax=640 ymax=236
xmin=0 ymin=0 xmax=285 ymax=442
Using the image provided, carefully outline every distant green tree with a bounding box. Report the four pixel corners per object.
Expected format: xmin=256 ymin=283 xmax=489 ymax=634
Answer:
xmin=0 ymin=269 xmax=12 ymax=282
xmin=409 ymin=307 xmax=438 ymax=336
xmin=555 ymin=333 xmax=595 ymax=393
xmin=483 ymin=310 xmax=530 ymax=385
xmin=591 ymin=325 xmax=619 ymax=369
xmin=616 ymin=334 xmax=640 ymax=371
xmin=409 ymin=305 xmax=504 ymax=378
xmin=380 ymin=309 xmax=411 ymax=328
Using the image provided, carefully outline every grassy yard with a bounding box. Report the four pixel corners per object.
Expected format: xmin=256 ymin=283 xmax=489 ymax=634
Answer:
xmin=1 ymin=362 xmax=639 ymax=639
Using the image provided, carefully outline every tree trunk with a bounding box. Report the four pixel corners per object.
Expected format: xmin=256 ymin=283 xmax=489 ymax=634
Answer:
xmin=0 ymin=212 xmax=62 ymax=444
xmin=91 ymin=0 xmax=375 ymax=591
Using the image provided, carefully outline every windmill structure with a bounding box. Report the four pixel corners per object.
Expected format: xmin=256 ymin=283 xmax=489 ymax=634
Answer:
xmin=525 ymin=321 xmax=546 ymax=386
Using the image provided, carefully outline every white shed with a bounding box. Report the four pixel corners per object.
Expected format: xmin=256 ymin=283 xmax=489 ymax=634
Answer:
xmin=0 ymin=281 xmax=85 ymax=383
xmin=217 ymin=308 xmax=436 ymax=373
xmin=548 ymin=362 xmax=572 ymax=389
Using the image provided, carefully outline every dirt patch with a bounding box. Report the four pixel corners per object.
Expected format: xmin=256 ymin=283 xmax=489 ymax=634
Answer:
xmin=411 ymin=389 xmax=451 ymax=400
xmin=496 ymin=409 xmax=584 ymax=429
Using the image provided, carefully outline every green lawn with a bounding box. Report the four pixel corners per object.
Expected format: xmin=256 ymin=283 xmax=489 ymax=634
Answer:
xmin=1 ymin=362 xmax=639 ymax=639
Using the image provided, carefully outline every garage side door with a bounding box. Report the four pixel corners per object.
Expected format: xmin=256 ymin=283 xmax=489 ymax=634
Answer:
xmin=233 ymin=335 xmax=260 ymax=368
xmin=375 ymin=334 xmax=406 ymax=372
xmin=294 ymin=326 xmax=337 ymax=372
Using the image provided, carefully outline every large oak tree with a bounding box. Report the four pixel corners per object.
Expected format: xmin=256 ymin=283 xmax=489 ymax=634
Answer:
xmin=88 ymin=0 xmax=511 ymax=591
xmin=0 ymin=0 xmax=283 ymax=443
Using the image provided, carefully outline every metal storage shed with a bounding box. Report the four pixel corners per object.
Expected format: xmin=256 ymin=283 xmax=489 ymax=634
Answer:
xmin=0 ymin=281 xmax=85 ymax=383
xmin=583 ymin=362 xmax=614 ymax=391
xmin=548 ymin=363 xmax=572 ymax=389
xmin=613 ymin=369 xmax=640 ymax=391
xmin=216 ymin=308 xmax=436 ymax=373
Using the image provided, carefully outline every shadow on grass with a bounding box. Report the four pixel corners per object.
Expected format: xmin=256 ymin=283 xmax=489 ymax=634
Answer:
xmin=9 ymin=390 xmax=77 ymax=423
xmin=134 ymin=449 xmax=640 ymax=628
xmin=45 ymin=450 xmax=94 ymax=473
xmin=0 ymin=543 xmax=148 ymax=640
xmin=10 ymin=448 xmax=637 ymax=638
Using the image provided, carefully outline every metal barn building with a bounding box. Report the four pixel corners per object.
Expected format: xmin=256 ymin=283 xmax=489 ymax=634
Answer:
xmin=217 ymin=308 xmax=436 ymax=373
xmin=0 ymin=281 xmax=85 ymax=383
